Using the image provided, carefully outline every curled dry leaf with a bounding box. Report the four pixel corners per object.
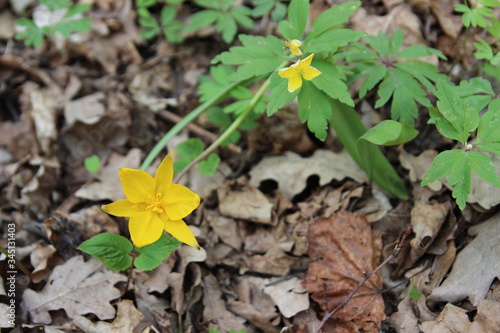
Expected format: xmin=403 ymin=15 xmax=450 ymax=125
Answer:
xmin=64 ymin=92 xmax=106 ymax=126
xmin=21 ymin=256 xmax=126 ymax=324
xmin=73 ymin=300 xmax=145 ymax=333
xmin=422 ymin=300 xmax=500 ymax=333
xmin=249 ymin=150 xmax=366 ymax=200
xmin=428 ymin=214 xmax=500 ymax=306
xmin=304 ymin=212 xmax=385 ymax=333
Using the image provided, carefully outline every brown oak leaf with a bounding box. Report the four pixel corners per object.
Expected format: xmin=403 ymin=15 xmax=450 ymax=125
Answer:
xmin=304 ymin=212 xmax=385 ymax=333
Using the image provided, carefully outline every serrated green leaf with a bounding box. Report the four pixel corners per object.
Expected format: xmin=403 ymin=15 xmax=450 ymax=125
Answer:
xmin=469 ymin=151 xmax=500 ymax=186
xmin=476 ymin=106 xmax=500 ymax=155
xmin=487 ymin=17 xmax=500 ymax=37
xmin=15 ymin=19 xmax=44 ymax=47
xmin=271 ymin=2 xmax=287 ymax=21
xmin=78 ymin=233 xmax=133 ymax=271
xmin=454 ymin=77 xmax=494 ymax=97
xmin=421 ymin=149 xmax=464 ymax=186
xmin=305 ymin=29 xmax=365 ymax=53
xmin=389 ymin=29 xmax=404 ymax=58
xmin=298 ymin=81 xmax=331 ymax=140
xmin=358 ymin=64 xmax=386 ymax=98
xmin=84 ymin=155 xmax=101 ymax=173
xmin=474 ymin=39 xmax=494 ymax=60
xmin=41 ymin=0 xmax=72 ymax=10
xmin=217 ymin=13 xmax=238 ymax=43
xmin=307 ymin=1 xmax=361 ymax=40
xmin=135 ymin=234 xmax=181 ymax=271
xmin=396 ymin=61 xmax=450 ymax=95
xmin=252 ymin=0 xmax=274 ymax=18
xmin=199 ymin=153 xmax=221 ymax=175
xmin=330 ymin=99 xmax=408 ymax=198
xmin=360 ymin=120 xmax=418 ymax=146
xmin=137 ymin=0 xmax=157 ymax=8
xmin=310 ymin=59 xmax=354 ymax=106
xmin=213 ymin=35 xmax=286 ymax=81
xmin=429 ymin=106 xmax=462 ymax=142
xmin=53 ymin=17 xmax=92 ymax=37
xmin=480 ymin=0 xmax=500 ymax=7
xmin=231 ymin=6 xmax=254 ymax=29
xmin=63 ymin=3 xmax=91 ymax=18
xmin=184 ymin=10 xmax=218 ymax=32
xmin=397 ymin=44 xmax=439 ymax=59
xmin=161 ymin=5 xmax=177 ymax=24
xmin=278 ymin=0 xmax=309 ymax=39
xmin=435 ymin=80 xmax=478 ymax=143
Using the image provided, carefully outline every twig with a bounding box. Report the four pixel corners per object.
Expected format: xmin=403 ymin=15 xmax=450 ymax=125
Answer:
xmin=316 ymin=227 xmax=412 ymax=333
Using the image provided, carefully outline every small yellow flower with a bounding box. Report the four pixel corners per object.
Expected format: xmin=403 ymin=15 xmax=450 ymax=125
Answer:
xmin=284 ymin=39 xmax=303 ymax=56
xmin=278 ymin=54 xmax=322 ymax=92
xmin=101 ymin=150 xmax=200 ymax=249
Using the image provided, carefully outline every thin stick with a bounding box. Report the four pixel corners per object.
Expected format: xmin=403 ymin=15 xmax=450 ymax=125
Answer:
xmin=316 ymin=227 xmax=412 ymax=333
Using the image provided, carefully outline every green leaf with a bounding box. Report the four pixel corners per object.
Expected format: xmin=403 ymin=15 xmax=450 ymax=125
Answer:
xmin=267 ymin=72 xmax=299 ymax=116
xmin=305 ymin=29 xmax=365 ymax=53
xmin=63 ymin=3 xmax=92 ymax=18
xmin=360 ymin=120 xmax=418 ymax=146
xmin=278 ymin=0 xmax=309 ymax=40
xmin=476 ymin=105 xmax=500 ymax=155
xmin=397 ymin=44 xmax=445 ymax=60
xmin=135 ymin=234 xmax=181 ymax=271
xmin=435 ymin=80 xmax=478 ymax=143
xmin=395 ymin=61 xmax=450 ymax=96
xmin=184 ymin=10 xmax=218 ymax=32
xmin=174 ymin=138 xmax=204 ymax=173
xmin=330 ymin=99 xmax=408 ymax=199
xmin=422 ymin=149 xmax=463 ymax=186
xmin=213 ymin=35 xmax=287 ymax=81
xmin=474 ymin=39 xmax=494 ymax=61
xmin=271 ymin=2 xmax=287 ymax=21
xmin=310 ymin=59 xmax=354 ymax=106
xmin=307 ymin=1 xmax=361 ymax=40
xmin=199 ymin=153 xmax=221 ymax=175
xmin=15 ymin=18 xmax=45 ymax=47
xmin=231 ymin=6 xmax=254 ymax=29
xmin=53 ymin=17 xmax=92 ymax=37
xmin=429 ymin=106 xmax=462 ymax=142
xmin=469 ymin=151 xmax=500 ymax=186
xmin=84 ymin=155 xmax=101 ymax=173
xmin=137 ymin=0 xmax=157 ymax=8
xmin=78 ymin=233 xmax=133 ymax=271
xmin=41 ymin=0 xmax=72 ymax=10
xmin=358 ymin=63 xmax=387 ymax=98
xmin=409 ymin=284 xmax=421 ymax=301
xmin=297 ymin=81 xmax=331 ymax=140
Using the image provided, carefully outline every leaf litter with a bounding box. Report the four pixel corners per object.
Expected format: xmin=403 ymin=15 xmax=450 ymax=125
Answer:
xmin=1 ymin=0 xmax=500 ymax=332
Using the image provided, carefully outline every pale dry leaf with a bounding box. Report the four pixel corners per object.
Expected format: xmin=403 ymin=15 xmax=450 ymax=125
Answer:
xmin=21 ymin=256 xmax=126 ymax=324
xmin=73 ymin=300 xmax=145 ymax=333
xmin=428 ymin=214 xmax=500 ymax=306
xmin=400 ymin=149 xmax=442 ymax=191
xmin=249 ymin=150 xmax=366 ymax=200
xmin=203 ymin=274 xmax=246 ymax=332
xmin=304 ymin=212 xmax=385 ymax=333
xmin=29 ymin=86 xmax=60 ymax=155
xmin=388 ymin=296 xmax=419 ymax=333
xmin=0 ymin=11 xmax=15 ymax=39
xmin=422 ymin=300 xmax=500 ymax=333
xmin=205 ymin=210 xmax=242 ymax=250
xmin=75 ymin=148 xmax=141 ymax=201
xmin=217 ymin=184 xmax=274 ymax=224
xmin=227 ymin=300 xmax=280 ymax=333
xmin=64 ymin=92 xmax=106 ymax=126
xmin=263 ymin=277 xmax=309 ymax=318
xmin=134 ymin=272 xmax=172 ymax=329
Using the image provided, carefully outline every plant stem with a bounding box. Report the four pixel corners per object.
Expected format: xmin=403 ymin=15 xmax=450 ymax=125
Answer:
xmin=173 ymin=61 xmax=289 ymax=183
xmin=140 ymin=79 xmax=244 ymax=171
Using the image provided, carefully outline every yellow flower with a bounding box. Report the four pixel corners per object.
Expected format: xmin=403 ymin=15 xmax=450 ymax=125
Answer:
xmin=101 ymin=151 xmax=200 ymax=249
xmin=278 ymin=54 xmax=321 ymax=92
xmin=284 ymin=39 xmax=303 ymax=56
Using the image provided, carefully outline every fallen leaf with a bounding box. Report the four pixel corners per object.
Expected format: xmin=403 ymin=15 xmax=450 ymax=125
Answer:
xmin=73 ymin=300 xmax=145 ymax=333
xmin=400 ymin=149 xmax=442 ymax=191
xmin=304 ymin=212 xmax=385 ymax=332
xmin=249 ymin=150 xmax=367 ymax=200
xmin=428 ymin=214 xmax=500 ymax=306
xmin=75 ymin=149 xmax=141 ymax=201
xmin=64 ymin=92 xmax=106 ymax=126
xmin=422 ymin=300 xmax=500 ymax=333
xmin=468 ymin=152 xmax=500 ymax=209
xmin=263 ymin=277 xmax=310 ymax=318
xmin=217 ymin=183 xmax=274 ymax=225
xmin=203 ymin=274 xmax=246 ymax=332
xmin=21 ymin=256 xmax=126 ymax=324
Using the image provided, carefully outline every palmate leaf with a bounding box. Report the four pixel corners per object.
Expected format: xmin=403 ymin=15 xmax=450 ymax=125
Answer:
xmin=278 ymin=0 xmax=309 ymax=40
xmin=476 ymin=104 xmax=500 ymax=155
xmin=212 ymin=35 xmax=287 ymax=80
xmin=267 ymin=72 xmax=298 ymax=116
xmin=306 ymin=1 xmax=361 ymax=40
xmin=311 ymin=59 xmax=354 ymax=106
xmin=298 ymin=81 xmax=331 ymax=140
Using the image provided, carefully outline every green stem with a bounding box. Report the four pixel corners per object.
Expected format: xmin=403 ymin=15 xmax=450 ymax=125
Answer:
xmin=140 ymin=79 xmax=244 ymax=171
xmin=173 ymin=61 xmax=288 ymax=183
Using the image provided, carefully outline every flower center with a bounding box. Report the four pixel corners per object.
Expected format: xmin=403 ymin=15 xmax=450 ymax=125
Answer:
xmin=146 ymin=193 xmax=164 ymax=213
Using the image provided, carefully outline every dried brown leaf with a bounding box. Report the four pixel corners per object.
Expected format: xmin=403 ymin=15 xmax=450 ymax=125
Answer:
xmin=304 ymin=212 xmax=385 ymax=332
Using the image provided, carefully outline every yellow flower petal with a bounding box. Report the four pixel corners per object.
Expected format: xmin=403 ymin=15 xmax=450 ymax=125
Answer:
xmin=300 ymin=53 xmax=314 ymax=67
xmin=129 ymin=211 xmax=164 ymax=247
xmin=119 ymin=168 xmax=155 ymax=203
xmin=284 ymin=39 xmax=302 ymax=56
xmin=154 ymin=150 xmax=174 ymax=195
xmin=162 ymin=218 xmax=200 ymax=249
xmin=162 ymin=184 xmax=201 ymax=220
xmin=287 ymin=75 xmax=303 ymax=92
xmin=302 ymin=66 xmax=321 ymax=81
xmin=101 ymin=199 xmax=143 ymax=217
xmin=278 ymin=65 xmax=297 ymax=79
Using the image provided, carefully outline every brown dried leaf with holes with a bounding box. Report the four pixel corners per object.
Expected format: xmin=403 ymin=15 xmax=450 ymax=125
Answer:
xmin=304 ymin=212 xmax=385 ymax=333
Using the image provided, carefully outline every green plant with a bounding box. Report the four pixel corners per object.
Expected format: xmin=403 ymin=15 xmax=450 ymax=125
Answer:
xmin=208 ymin=328 xmax=246 ymax=333
xmin=136 ymin=0 xmax=184 ymax=42
xmin=84 ymin=155 xmax=101 ymax=173
xmin=183 ymin=0 xmax=254 ymax=43
xmin=345 ymin=29 xmax=448 ymax=125
xmin=251 ymin=0 xmax=288 ymax=21
xmin=15 ymin=0 xmax=92 ymax=47
xmin=422 ymin=79 xmax=500 ymax=209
